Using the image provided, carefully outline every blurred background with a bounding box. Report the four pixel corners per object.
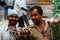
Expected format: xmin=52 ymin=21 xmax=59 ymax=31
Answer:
xmin=0 ymin=0 xmax=54 ymax=21
xmin=0 ymin=0 xmax=60 ymax=21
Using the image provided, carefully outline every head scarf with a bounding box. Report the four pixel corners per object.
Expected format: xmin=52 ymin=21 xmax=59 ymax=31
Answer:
xmin=8 ymin=10 xmax=19 ymax=17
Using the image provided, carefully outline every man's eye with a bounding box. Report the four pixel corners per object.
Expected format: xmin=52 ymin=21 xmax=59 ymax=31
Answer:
xmin=10 ymin=16 xmax=13 ymax=18
xmin=15 ymin=16 xmax=18 ymax=18
xmin=10 ymin=16 xmax=18 ymax=18
xmin=34 ymin=14 xmax=37 ymax=16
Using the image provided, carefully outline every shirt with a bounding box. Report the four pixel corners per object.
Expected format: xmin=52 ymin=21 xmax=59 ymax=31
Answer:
xmin=6 ymin=0 xmax=14 ymax=6
xmin=14 ymin=0 xmax=27 ymax=17
xmin=27 ymin=20 xmax=52 ymax=40
xmin=0 ymin=22 xmax=19 ymax=40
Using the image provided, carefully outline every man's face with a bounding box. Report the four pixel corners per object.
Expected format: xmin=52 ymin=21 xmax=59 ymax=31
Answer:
xmin=30 ymin=9 xmax=42 ymax=25
xmin=7 ymin=14 xmax=19 ymax=26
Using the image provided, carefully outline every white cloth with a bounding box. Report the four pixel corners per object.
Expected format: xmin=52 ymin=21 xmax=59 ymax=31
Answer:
xmin=0 ymin=22 xmax=19 ymax=40
xmin=14 ymin=0 xmax=27 ymax=17
xmin=8 ymin=9 xmax=19 ymax=17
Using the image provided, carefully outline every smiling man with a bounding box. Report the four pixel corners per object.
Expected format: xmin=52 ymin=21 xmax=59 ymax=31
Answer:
xmin=0 ymin=10 xmax=19 ymax=40
xmin=28 ymin=6 xmax=52 ymax=40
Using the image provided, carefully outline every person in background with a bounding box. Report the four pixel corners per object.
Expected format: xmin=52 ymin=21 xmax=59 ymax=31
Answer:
xmin=27 ymin=6 xmax=52 ymax=40
xmin=6 ymin=0 xmax=15 ymax=9
xmin=4 ymin=0 xmax=15 ymax=20
xmin=0 ymin=10 xmax=19 ymax=40
xmin=14 ymin=0 xmax=29 ymax=28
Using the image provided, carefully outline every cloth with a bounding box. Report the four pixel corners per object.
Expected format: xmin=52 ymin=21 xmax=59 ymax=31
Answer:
xmin=14 ymin=0 xmax=27 ymax=17
xmin=8 ymin=9 xmax=19 ymax=17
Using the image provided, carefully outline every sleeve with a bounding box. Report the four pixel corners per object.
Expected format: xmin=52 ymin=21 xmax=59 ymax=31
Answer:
xmin=17 ymin=0 xmax=27 ymax=9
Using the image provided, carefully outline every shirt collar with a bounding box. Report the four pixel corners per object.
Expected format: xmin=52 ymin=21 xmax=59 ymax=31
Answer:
xmin=31 ymin=20 xmax=49 ymax=32
xmin=5 ymin=25 xmax=18 ymax=32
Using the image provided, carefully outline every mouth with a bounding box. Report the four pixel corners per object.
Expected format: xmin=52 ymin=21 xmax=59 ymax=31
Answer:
xmin=32 ymin=19 xmax=36 ymax=22
xmin=11 ymin=21 xmax=17 ymax=24
xmin=32 ymin=19 xmax=37 ymax=23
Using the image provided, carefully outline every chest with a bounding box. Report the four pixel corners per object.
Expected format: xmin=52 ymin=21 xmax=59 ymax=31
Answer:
xmin=2 ymin=30 xmax=15 ymax=40
xmin=30 ymin=27 xmax=50 ymax=40
xmin=2 ymin=31 xmax=10 ymax=40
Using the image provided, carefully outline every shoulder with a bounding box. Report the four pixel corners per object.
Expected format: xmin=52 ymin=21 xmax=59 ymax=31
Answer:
xmin=43 ymin=20 xmax=50 ymax=27
xmin=42 ymin=20 xmax=52 ymax=30
xmin=0 ymin=25 xmax=7 ymax=33
xmin=28 ymin=24 xmax=35 ymax=28
xmin=0 ymin=24 xmax=8 ymax=33
xmin=0 ymin=20 xmax=8 ymax=33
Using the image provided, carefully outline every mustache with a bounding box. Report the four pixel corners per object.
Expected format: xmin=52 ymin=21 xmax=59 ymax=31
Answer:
xmin=32 ymin=19 xmax=37 ymax=21
xmin=10 ymin=19 xmax=18 ymax=21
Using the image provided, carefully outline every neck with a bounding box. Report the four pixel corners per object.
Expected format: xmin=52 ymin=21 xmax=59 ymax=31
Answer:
xmin=38 ymin=20 xmax=45 ymax=27
xmin=36 ymin=20 xmax=42 ymax=26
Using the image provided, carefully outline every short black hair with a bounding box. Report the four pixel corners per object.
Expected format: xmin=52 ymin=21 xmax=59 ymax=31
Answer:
xmin=30 ymin=6 xmax=43 ymax=15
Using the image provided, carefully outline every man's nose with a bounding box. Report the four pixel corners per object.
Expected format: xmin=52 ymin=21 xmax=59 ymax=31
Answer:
xmin=12 ymin=17 xmax=15 ymax=20
xmin=32 ymin=16 xmax=35 ymax=19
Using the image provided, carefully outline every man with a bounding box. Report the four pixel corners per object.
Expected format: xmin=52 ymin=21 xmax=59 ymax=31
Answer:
xmin=28 ymin=6 xmax=52 ymax=40
xmin=4 ymin=0 xmax=15 ymax=20
xmin=14 ymin=0 xmax=29 ymax=28
xmin=0 ymin=10 xmax=19 ymax=40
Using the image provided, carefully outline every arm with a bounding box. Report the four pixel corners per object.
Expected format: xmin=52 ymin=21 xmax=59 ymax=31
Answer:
xmin=21 ymin=7 xmax=30 ymax=13
xmin=18 ymin=0 xmax=30 ymax=13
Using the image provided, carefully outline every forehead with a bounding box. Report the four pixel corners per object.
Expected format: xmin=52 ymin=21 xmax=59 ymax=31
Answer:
xmin=8 ymin=14 xmax=18 ymax=16
xmin=31 ymin=9 xmax=38 ymax=13
xmin=30 ymin=9 xmax=39 ymax=15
